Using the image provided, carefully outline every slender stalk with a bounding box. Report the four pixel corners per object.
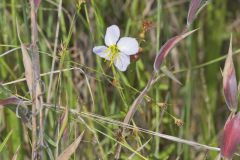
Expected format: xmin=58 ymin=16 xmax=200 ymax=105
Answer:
xmin=29 ymin=0 xmax=42 ymax=159
xmin=115 ymin=71 xmax=157 ymax=159
xmin=123 ymin=72 xmax=156 ymax=125
xmin=47 ymin=0 xmax=62 ymax=103
xmin=155 ymin=0 xmax=162 ymax=156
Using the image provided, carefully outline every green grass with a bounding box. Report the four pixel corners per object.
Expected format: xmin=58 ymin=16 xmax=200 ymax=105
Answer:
xmin=0 ymin=0 xmax=240 ymax=159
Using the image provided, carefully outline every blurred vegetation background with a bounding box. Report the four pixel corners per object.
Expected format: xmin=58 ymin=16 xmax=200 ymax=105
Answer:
xmin=0 ymin=0 xmax=240 ymax=159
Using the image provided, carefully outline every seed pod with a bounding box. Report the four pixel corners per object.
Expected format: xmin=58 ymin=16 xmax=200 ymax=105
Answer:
xmin=223 ymin=36 xmax=238 ymax=112
xmin=187 ymin=0 xmax=202 ymax=26
xmin=154 ymin=29 xmax=198 ymax=72
xmin=221 ymin=113 xmax=240 ymax=159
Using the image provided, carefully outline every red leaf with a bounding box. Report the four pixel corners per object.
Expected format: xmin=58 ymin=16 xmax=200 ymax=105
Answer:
xmin=154 ymin=29 xmax=198 ymax=72
xmin=187 ymin=0 xmax=202 ymax=26
xmin=223 ymin=35 xmax=238 ymax=112
xmin=221 ymin=113 xmax=240 ymax=159
xmin=0 ymin=97 xmax=21 ymax=106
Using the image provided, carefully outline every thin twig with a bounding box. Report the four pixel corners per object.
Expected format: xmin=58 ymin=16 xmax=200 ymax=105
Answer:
xmin=115 ymin=71 xmax=157 ymax=159
xmin=0 ymin=47 xmax=21 ymax=58
xmin=128 ymin=138 xmax=152 ymax=159
xmin=42 ymin=106 xmax=240 ymax=157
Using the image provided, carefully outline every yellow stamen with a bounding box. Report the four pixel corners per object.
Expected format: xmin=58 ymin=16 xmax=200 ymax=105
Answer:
xmin=106 ymin=44 xmax=119 ymax=66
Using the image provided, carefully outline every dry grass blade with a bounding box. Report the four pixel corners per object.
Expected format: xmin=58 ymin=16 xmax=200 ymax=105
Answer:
xmin=57 ymin=131 xmax=85 ymax=160
xmin=128 ymin=138 xmax=151 ymax=159
xmin=21 ymin=44 xmax=33 ymax=95
xmin=16 ymin=19 xmax=33 ymax=95
xmin=154 ymin=29 xmax=198 ymax=72
xmin=0 ymin=47 xmax=21 ymax=58
xmin=57 ymin=106 xmax=69 ymax=142
xmin=187 ymin=0 xmax=202 ymax=26
xmin=12 ymin=145 xmax=20 ymax=160
xmin=161 ymin=66 xmax=182 ymax=85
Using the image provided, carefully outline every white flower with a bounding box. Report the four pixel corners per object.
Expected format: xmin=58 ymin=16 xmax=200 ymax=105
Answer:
xmin=93 ymin=25 xmax=139 ymax=71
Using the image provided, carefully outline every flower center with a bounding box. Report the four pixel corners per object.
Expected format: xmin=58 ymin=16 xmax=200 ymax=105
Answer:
xmin=107 ymin=45 xmax=119 ymax=66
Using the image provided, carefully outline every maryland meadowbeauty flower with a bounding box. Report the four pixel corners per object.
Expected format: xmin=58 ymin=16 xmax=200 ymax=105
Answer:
xmin=93 ymin=25 xmax=139 ymax=71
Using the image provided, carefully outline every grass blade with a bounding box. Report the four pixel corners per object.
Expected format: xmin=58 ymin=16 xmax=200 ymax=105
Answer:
xmin=57 ymin=131 xmax=85 ymax=160
xmin=0 ymin=130 xmax=13 ymax=152
xmin=12 ymin=145 xmax=20 ymax=160
xmin=161 ymin=66 xmax=182 ymax=85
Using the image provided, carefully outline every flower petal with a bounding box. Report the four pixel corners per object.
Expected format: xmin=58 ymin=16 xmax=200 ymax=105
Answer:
xmin=117 ymin=37 xmax=139 ymax=55
xmin=105 ymin=25 xmax=120 ymax=46
xmin=93 ymin=46 xmax=110 ymax=60
xmin=114 ymin=52 xmax=130 ymax=71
